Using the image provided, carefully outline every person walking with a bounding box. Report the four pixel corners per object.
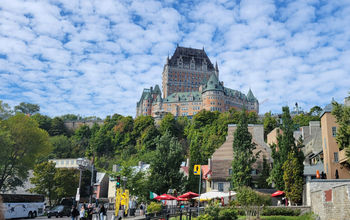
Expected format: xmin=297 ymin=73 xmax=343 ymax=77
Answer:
xmin=98 ymin=204 xmax=106 ymax=220
xmin=71 ymin=205 xmax=79 ymax=220
xmin=80 ymin=205 xmax=86 ymax=220
xmin=87 ymin=204 xmax=94 ymax=220
xmin=139 ymin=203 xmax=144 ymax=216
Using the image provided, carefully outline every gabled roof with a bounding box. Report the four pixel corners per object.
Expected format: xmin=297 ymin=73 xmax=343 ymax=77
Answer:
xmin=168 ymin=46 xmax=215 ymax=71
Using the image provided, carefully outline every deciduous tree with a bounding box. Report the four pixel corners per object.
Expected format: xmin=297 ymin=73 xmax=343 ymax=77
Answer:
xmin=282 ymin=152 xmax=303 ymax=204
xmin=14 ymin=102 xmax=40 ymax=115
xmin=29 ymin=162 xmax=57 ymax=206
xmin=0 ymin=114 xmax=51 ymax=191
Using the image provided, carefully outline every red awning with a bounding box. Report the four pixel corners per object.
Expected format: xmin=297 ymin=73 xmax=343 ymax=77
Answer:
xmin=178 ymin=192 xmax=200 ymax=199
xmin=154 ymin=194 xmax=177 ymax=200
xmin=271 ymin=190 xmax=285 ymax=197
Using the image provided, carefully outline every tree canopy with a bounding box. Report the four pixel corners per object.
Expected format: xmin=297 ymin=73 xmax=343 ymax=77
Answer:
xmin=0 ymin=114 xmax=52 ymax=191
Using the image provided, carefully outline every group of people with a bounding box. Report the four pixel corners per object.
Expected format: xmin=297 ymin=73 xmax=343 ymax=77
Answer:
xmin=71 ymin=203 xmax=106 ymax=220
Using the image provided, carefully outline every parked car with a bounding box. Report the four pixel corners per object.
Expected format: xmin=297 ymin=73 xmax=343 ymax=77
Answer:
xmin=47 ymin=205 xmax=71 ymax=218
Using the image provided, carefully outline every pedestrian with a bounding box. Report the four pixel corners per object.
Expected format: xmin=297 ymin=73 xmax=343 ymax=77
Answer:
xmin=87 ymin=204 xmax=94 ymax=220
xmin=139 ymin=203 xmax=144 ymax=216
xmin=71 ymin=205 xmax=79 ymax=220
xmin=80 ymin=205 xmax=86 ymax=220
xmin=98 ymin=204 xmax=106 ymax=220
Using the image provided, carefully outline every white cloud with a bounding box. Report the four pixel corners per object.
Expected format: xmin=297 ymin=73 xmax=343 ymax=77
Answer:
xmin=0 ymin=0 xmax=349 ymax=118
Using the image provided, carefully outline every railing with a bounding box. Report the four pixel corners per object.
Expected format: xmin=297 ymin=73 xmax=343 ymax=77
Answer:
xmin=145 ymin=206 xmax=205 ymax=220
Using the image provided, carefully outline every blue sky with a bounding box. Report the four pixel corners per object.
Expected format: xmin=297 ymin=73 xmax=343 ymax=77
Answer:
xmin=0 ymin=0 xmax=349 ymax=118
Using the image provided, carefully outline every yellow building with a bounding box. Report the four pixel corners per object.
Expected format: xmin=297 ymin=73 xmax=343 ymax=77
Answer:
xmin=321 ymin=102 xmax=350 ymax=179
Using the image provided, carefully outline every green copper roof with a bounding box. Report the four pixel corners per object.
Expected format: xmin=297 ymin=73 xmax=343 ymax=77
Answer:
xmin=202 ymin=74 xmax=224 ymax=92
xmin=247 ymin=89 xmax=257 ymax=101
xmin=164 ymin=92 xmax=202 ymax=102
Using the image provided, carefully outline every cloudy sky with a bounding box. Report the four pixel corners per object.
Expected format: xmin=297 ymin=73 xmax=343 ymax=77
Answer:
xmin=1 ymin=0 xmax=349 ymax=118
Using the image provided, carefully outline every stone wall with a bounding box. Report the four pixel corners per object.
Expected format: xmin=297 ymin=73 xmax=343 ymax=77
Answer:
xmin=304 ymin=179 xmax=350 ymax=206
xmin=311 ymin=184 xmax=350 ymax=220
xmin=64 ymin=120 xmax=104 ymax=130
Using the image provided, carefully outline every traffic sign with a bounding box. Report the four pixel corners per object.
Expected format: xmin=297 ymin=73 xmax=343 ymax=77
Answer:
xmin=194 ymin=165 xmax=201 ymax=175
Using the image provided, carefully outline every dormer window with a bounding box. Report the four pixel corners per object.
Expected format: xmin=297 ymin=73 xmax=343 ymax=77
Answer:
xmin=190 ymin=57 xmax=195 ymax=70
xmin=202 ymin=59 xmax=207 ymax=71
xmin=177 ymin=56 xmax=183 ymax=68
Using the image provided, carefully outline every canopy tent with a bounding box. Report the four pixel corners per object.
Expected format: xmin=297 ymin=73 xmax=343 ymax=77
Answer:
xmin=194 ymin=190 xmax=236 ymax=203
xmin=271 ymin=190 xmax=285 ymax=197
xmin=154 ymin=194 xmax=177 ymax=200
xmin=178 ymin=192 xmax=199 ymax=199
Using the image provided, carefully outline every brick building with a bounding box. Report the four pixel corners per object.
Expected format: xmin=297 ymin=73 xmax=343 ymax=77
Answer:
xmin=136 ymin=46 xmax=259 ymax=118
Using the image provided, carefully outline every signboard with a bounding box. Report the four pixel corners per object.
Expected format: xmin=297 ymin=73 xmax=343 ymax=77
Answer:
xmin=75 ymin=188 xmax=80 ymax=201
xmin=194 ymin=165 xmax=201 ymax=175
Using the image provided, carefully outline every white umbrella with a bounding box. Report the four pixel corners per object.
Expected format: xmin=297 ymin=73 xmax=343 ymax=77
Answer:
xmin=195 ymin=190 xmax=236 ymax=202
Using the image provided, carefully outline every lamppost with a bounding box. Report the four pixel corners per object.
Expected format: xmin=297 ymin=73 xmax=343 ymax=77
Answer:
xmin=76 ymin=158 xmax=89 ymax=204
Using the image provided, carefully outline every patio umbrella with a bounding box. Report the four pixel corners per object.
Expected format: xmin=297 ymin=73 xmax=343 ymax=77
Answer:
xmin=154 ymin=194 xmax=178 ymax=200
xmin=271 ymin=190 xmax=285 ymax=197
xmin=176 ymin=197 xmax=188 ymax=201
xmin=178 ymin=192 xmax=199 ymax=199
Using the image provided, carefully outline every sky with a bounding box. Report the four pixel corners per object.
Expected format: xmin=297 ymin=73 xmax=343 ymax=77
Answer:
xmin=0 ymin=0 xmax=349 ymax=118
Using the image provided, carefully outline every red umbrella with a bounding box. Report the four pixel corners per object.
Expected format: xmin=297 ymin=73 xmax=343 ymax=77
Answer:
xmin=178 ymin=192 xmax=200 ymax=199
xmin=176 ymin=197 xmax=188 ymax=201
xmin=154 ymin=194 xmax=177 ymax=200
xmin=271 ymin=190 xmax=285 ymax=197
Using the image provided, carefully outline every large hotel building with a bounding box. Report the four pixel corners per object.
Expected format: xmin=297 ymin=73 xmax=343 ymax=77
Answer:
xmin=136 ymin=46 xmax=259 ymax=118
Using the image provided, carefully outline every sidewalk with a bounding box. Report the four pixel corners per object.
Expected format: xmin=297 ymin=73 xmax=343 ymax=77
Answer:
xmin=106 ymin=210 xmax=146 ymax=220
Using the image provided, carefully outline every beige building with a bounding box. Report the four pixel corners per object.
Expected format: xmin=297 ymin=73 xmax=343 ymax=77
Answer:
xmin=321 ymin=101 xmax=350 ymax=179
xmin=136 ymin=46 xmax=259 ymax=118
xmin=210 ymin=124 xmax=272 ymax=192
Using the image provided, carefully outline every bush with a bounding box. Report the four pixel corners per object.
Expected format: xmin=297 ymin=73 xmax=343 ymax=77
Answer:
xmin=197 ymin=214 xmax=214 ymax=220
xmin=146 ymin=202 xmax=162 ymax=213
xmin=261 ymin=207 xmax=301 ymax=216
xmin=218 ymin=208 xmax=238 ymax=220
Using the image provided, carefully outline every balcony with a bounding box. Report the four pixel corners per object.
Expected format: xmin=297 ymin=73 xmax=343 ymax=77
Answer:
xmin=338 ymin=149 xmax=348 ymax=164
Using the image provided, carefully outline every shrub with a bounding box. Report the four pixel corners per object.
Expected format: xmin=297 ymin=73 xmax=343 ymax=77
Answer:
xmin=147 ymin=202 xmax=162 ymax=213
xmin=261 ymin=207 xmax=301 ymax=216
xmin=218 ymin=208 xmax=238 ymax=220
xmin=197 ymin=214 xmax=214 ymax=220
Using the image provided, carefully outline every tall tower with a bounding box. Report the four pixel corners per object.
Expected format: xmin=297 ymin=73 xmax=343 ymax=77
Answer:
xmin=162 ymin=45 xmax=216 ymax=98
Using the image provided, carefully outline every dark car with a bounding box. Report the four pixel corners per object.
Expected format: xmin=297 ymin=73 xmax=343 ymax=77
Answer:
xmin=47 ymin=205 xmax=71 ymax=218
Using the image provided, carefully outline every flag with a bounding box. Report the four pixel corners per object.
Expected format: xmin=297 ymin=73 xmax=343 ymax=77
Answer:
xmin=150 ymin=192 xmax=158 ymax=199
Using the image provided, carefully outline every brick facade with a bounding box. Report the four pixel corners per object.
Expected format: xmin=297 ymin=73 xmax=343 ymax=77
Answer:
xmin=136 ymin=46 xmax=259 ymax=118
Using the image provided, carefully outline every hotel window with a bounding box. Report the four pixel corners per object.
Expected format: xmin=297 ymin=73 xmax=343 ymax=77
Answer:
xmin=228 ymin=169 xmax=232 ymax=175
xmin=218 ymin=183 xmax=224 ymax=192
xmin=334 ymin=152 xmax=339 ymax=163
xmin=332 ymin=127 xmax=337 ymax=137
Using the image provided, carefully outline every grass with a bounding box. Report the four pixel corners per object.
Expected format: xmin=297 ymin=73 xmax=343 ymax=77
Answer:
xmin=238 ymin=213 xmax=316 ymax=220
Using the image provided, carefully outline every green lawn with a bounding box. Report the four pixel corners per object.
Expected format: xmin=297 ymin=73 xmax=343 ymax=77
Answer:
xmin=238 ymin=213 xmax=315 ymax=220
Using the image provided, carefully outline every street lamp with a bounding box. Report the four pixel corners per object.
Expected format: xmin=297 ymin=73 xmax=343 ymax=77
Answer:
xmin=76 ymin=158 xmax=89 ymax=204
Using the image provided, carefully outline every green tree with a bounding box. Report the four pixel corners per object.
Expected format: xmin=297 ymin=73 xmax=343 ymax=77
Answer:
xmin=0 ymin=114 xmax=52 ymax=191
xmin=269 ymin=107 xmax=304 ymax=190
xmin=148 ymin=131 xmax=184 ymax=194
xmin=263 ymin=112 xmax=278 ymax=141
xmin=60 ymin=114 xmax=80 ymax=121
xmin=72 ymin=125 xmax=92 ymax=157
xmin=236 ymin=186 xmax=271 ymax=219
xmin=231 ymin=111 xmax=257 ymax=188
xmin=257 ymin=157 xmax=271 ymax=189
xmin=282 ymin=152 xmax=304 ymax=204
xmin=49 ymin=135 xmax=74 ymax=159
xmin=0 ymin=100 xmax=12 ymax=120
xmin=332 ymin=100 xmax=350 ymax=151
xmin=309 ymin=106 xmax=323 ymax=116
xmin=50 ymin=117 xmax=68 ymax=136
xmin=29 ymin=161 xmax=57 ymax=206
xmin=32 ymin=114 xmax=52 ymax=134
xmin=54 ymin=168 xmax=79 ymax=199
xmin=14 ymin=102 xmax=40 ymax=115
